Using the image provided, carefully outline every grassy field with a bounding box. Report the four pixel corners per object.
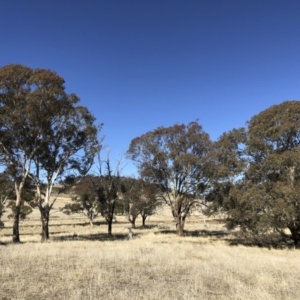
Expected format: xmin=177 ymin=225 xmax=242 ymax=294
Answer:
xmin=1 ymin=200 xmax=300 ymax=300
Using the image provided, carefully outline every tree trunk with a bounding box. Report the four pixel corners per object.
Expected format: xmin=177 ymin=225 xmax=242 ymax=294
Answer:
xmin=40 ymin=204 xmax=50 ymax=242
xmin=128 ymin=215 xmax=136 ymax=228
xmin=87 ymin=210 xmax=94 ymax=227
xmin=176 ymin=222 xmax=184 ymax=236
xmin=123 ymin=202 xmax=130 ymax=215
xmin=41 ymin=214 xmax=49 ymax=242
xmin=182 ymin=216 xmax=186 ymax=230
xmin=173 ymin=198 xmax=185 ymax=236
xmin=288 ymin=224 xmax=300 ymax=249
xmin=12 ymin=204 xmax=21 ymax=243
xmin=288 ymin=170 xmax=299 ymax=248
xmin=173 ymin=205 xmax=185 ymax=236
xmin=142 ymin=215 xmax=147 ymax=228
xmin=175 ymin=215 xmax=185 ymax=236
xmin=108 ymin=218 xmax=112 ymax=235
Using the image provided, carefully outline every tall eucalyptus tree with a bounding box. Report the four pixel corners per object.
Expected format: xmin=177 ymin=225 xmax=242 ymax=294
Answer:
xmin=127 ymin=121 xmax=212 ymax=236
xmin=208 ymin=101 xmax=300 ymax=247
xmin=0 ymin=64 xmax=99 ymax=242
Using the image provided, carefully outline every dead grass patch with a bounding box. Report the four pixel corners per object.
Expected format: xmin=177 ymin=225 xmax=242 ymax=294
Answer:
xmin=0 ymin=217 xmax=300 ymax=300
xmin=1 ymin=237 xmax=300 ymax=300
xmin=1 ymin=213 xmax=300 ymax=299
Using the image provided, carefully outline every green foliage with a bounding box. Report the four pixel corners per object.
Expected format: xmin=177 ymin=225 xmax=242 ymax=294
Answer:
xmin=208 ymin=101 xmax=300 ymax=247
xmin=62 ymin=158 xmax=123 ymax=233
xmin=114 ymin=201 xmax=127 ymax=215
xmin=0 ymin=64 xmax=100 ymax=241
xmin=62 ymin=179 xmax=101 ymax=225
xmin=0 ymin=171 xmax=36 ymax=224
xmin=120 ymin=177 xmax=159 ymax=227
xmin=93 ymin=167 xmax=120 ymax=232
xmin=6 ymin=176 xmax=36 ymax=220
xmin=7 ymin=200 xmax=33 ymax=220
xmin=127 ymin=121 xmax=212 ymax=234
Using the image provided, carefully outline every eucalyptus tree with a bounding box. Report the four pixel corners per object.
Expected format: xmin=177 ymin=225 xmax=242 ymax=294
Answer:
xmin=93 ymin=157 xmax=122 ymax=235
xmin=245 ymin=101 xmax=300 ymax=247
xmin=127 ymin=121 xmax=212 ymax=236
xmin=0 ymin=64 xmax=99 ymax=242
xmin=0 ymin=64 xmax=41 ymax=242
xmin=33 ymin=104 xmax=99 ymax=241
xmin=121 ymin=177 xmax=158 ymax=228
xmin=62 ymin=177 xmax=102 ymax=227
xmin=61 ymin=152 xmax=123 ymax=235
xmin=139 ymin=181 xmax=159 ymax=227
xmin=120 ymin=177 xmax=143 ymax=228
xmin=206 ymin=128 xmax=247 ymax=215
xmin=208 ymin=101 xmax=300 ymax=248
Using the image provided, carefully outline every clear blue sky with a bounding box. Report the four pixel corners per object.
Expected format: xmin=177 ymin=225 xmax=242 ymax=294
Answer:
xmin=1 ymin=1 xmax=300 ymax=175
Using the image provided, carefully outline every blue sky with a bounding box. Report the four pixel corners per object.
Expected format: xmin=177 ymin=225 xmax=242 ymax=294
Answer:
xmin=1 ymin=1 xmax=300 ymax=175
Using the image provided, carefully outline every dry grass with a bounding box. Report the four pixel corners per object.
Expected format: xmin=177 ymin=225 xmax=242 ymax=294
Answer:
xmin=1 ymin=210 xmax=300 ymax=299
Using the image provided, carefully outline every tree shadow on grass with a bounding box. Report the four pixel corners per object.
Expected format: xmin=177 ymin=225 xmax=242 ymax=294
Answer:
xmin=187 ymin=229 xmax=231 ymax=238
xmin=52 ymin=232 xmax=140 ymax=242
xmin=154 ymin=229 xmax=231 ymax=238
xmin=225 ymin=234 xmax=296 ymax=249
xmin=153 ymin=228 xmax=296 ymax=249
xmin=189 ymin=229 xmax=296 ymax=249
xmin=3 ymin=219 xmax=129 ymax=230
xmin=138 ymin=224 xmax=157 ymax=230
xmin=1 ymin=223 xmax=89 ymax=230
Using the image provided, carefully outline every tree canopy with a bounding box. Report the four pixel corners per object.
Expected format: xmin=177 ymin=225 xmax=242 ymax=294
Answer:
xmin=127 ymin=121 xmax=212 ymax=235
xmin=1 ymin=63 xmax=300 ymax=248
xmin=208 ymin=101 xmax=300 ymax=247
xmin=0 ymin=64 xmax=99 ymax=242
